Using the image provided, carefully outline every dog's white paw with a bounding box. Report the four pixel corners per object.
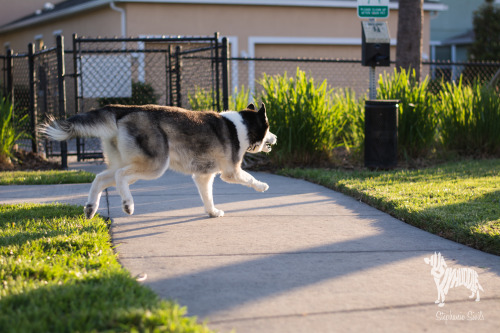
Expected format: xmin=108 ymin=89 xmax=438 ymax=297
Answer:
xmin=254 ymin=181 xmax=269 ymax=192
xmin=84 ymin=203 xmax=97 ymax=219
xmin=122 ymin=200 xmax=134 ymax=215
xmin=208 ymin=208 xmax=224 ymax=218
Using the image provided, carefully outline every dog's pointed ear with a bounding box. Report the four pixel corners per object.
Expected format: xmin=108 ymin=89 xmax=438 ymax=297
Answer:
xmin=258 ymin=103 xmax=266 ymax=116
xmin=246 ymin=103 xmax=256 ymax=111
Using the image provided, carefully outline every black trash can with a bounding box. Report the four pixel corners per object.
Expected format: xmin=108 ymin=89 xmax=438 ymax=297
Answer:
xmin=364 ymin=100 xmax=399 ymax=169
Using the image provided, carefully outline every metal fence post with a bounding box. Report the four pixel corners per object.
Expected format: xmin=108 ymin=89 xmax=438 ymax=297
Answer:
xmin=214 ymin=32 xmax=220 ymax=111
xmin=175 ymin=45 xmax=182 ymax=107
xmin=6 ymin=49 xmax=13 ymax=104
xmin=165 ymin=46 xmax=172 ymax=106
xmin=28 ymin=43 xmax=38 ymax=153
xmin=72 ymin=33 xmax=82 ymax=161
xmin=56 ymin=35 xmax=68 ymax=169
xmin=221 ymin=37 xmax=230 ymax=111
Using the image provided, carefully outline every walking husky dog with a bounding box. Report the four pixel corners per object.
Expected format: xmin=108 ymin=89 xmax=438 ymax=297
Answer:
xmin=40 ymin=103 xmax=277 ymax=218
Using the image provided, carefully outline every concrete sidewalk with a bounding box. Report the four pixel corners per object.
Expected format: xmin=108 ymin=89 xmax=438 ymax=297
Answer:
xmin=2 ymin=161 xmax=499 ymax=332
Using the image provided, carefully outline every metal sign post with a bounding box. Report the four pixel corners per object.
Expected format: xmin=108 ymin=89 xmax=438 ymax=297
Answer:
xmin=358 ymin=0 xmax=390 ymax=99
xmin=358 ymin=0 xmax=399 ymax=169
xmin=369 ymin=63 xmax=376 ymax=100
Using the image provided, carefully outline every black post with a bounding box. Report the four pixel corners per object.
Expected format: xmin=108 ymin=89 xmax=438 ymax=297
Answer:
xmin=6 ymin=49 xmax=13 ymax=105
xmin=221 ymin=37 xmax=230 ymax=111
xmin=175 ymin=45 xmax=182 ymax=107
xmin=56 ymin=35 xmax=68 ymax=169
xmin=72 ymin=33 xmax=82 ymax=161
xmin=214 ymin=32 xmax=220 ymax=111
xmin=28 ymin=43 xmax=37 ymax=153
xmin=165 ymin=46 xmax=172 ymax=106
xmin=364 ymin=100 xmax=399 ymax=169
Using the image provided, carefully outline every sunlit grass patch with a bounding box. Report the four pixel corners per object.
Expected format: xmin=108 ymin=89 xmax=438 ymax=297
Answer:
xmin=0 ymin=203 xmax=212 ymax=332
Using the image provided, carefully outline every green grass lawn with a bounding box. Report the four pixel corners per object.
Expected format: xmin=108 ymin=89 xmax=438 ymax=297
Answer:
xmin=0 ymin=203 xmax=212 ymax=332
xmin=0 ymin=170 xmax=95 ymax=185
xmin=278 ymin=159 xmax=500 ymax=256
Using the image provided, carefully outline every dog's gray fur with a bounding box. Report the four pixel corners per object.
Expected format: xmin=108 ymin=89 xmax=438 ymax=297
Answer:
xmin=40 ymin=103 xmax=277 ymax=218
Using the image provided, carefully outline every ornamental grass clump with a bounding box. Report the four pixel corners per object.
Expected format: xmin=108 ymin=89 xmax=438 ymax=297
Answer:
xmin=258 ymin=69 xmax=340 ymax=165
xmin=0 ymin=95 xmax=28 ymax=168
xmin=438 ymin=78 xmax=500 ymax=156
xmin=377 ymin=68 xmax=438 ymax=158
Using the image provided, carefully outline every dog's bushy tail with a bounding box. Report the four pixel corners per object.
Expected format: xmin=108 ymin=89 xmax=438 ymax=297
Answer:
xmin=40 ymin=108 xmax=118 ymax=141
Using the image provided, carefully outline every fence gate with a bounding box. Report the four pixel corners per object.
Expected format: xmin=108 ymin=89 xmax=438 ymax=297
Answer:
xmin=71 ymin=33 xmax=229 ymax=161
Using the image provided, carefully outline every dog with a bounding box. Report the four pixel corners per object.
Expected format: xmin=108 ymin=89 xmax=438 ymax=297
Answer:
xmin=424 ymin=252 xmax=484 ymax=307
xmin=40 ymin=103 xmax=277 ymax=218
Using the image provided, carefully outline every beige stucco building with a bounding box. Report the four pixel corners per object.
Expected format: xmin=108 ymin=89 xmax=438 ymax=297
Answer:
xmin=1 ymin=1 xmax=448 ymax=105
xmin=1 ymin=0 xmax=446 ymax=60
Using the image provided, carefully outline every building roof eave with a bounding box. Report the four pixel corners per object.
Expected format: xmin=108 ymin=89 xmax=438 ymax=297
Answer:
xmin=0 ymin=0 xmax=449 ymax=35
xmin=0 ymin=0 xmax=112 ymax=35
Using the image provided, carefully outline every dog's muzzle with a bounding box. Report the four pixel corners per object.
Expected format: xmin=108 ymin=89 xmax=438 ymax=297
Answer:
xmin=262 ymin=132 xmax=277 ymax=153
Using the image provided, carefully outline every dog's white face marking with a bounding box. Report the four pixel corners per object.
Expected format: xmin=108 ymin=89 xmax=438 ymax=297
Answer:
xmin=221 ymin=111 xmax=250 ymax=156
xmin=222 ymin=111 xmax=277 ymax=155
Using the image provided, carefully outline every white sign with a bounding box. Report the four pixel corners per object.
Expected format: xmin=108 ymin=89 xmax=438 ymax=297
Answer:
xmin=362 ymin=21 xmax=390 ymax=43
xmin=357 ymin=0 xmax=389 ymax=18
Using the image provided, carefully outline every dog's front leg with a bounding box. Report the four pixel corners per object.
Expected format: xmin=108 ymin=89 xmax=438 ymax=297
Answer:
xmin=192 ymin=173 xmax=224 ymax=218
xmin=221 ymin=169 xmax=269 ymax=192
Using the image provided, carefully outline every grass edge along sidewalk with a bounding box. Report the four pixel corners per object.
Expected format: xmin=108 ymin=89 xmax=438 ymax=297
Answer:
xmin=278 ymin=159 xmax=500 ymax=256
xmin=0 ymin=202 xmax=213 ymax=332
xmin=0 ymin=170 xmax=95 ymax=185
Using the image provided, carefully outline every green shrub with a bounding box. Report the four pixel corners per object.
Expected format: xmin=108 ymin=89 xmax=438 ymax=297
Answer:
xmin=187 ymin=86 xmax=215 ymax=111
xmin=97 ymin=81 xmax=159 ymax=106
xmin=438 ymin=78 xmax=500 ymax=155
xmin=188 ymin=85 xmax=252 ymax=111
xmin=0 ymin=95 xmax=28 ymax=167
xmin=231 ymin=85 xmax=252 ymax=111
xmin=377 ymin=68 xmax=438 ymax=158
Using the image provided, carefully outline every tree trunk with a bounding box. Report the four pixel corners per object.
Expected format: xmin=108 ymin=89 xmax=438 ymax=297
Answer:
xmin=396 ymin=0 xmax=424 ymax=82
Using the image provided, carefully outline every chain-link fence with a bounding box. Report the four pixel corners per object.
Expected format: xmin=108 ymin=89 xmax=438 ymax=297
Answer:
xmin=424 ymin=61 xmax=500 ymax=92
xmin=227 ymin=57 xmax=500 ymax=99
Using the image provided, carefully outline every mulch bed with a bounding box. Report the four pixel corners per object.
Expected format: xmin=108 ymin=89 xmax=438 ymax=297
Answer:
xmin=0 ymin=149 xmax=62 ymax=172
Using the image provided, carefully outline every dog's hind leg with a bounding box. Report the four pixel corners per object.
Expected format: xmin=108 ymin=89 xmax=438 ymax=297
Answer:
xmin=84 ymin=169 xmax=117 ymax=219
xmin=114 ymin=160 xmax=169 ymax=216
xmin=114 ymin=166 xmax=142 ymax=215
xmin=192 ymin=173 xmax=224 ymax=217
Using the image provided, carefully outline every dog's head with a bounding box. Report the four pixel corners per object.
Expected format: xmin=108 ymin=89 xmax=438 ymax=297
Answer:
xmin=240 ymin=103 xmax=277 ymax=154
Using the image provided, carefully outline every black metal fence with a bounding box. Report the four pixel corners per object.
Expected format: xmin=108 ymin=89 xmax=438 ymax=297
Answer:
xmin=0 ymin=37 xmax=66 ymax=163
xmin=1 ymin=33 xmax=499 ymax=167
